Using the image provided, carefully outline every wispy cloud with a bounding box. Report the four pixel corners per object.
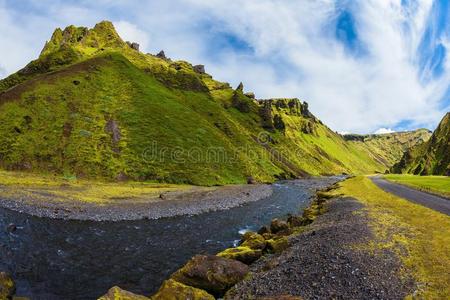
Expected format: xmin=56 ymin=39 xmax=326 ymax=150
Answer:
xmin=0 ymin=0 xmax=448 ymax=133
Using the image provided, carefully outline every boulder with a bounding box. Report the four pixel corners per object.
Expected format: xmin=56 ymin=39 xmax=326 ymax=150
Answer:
xmin=0 ymin=272 xmax=15 ymax=299
xmin=270 ymin=218 xmax=289 ymax=233
xmin=171 ymin=254 xmax=249 ymax=297
xmin=257 ymin=225 xmax=270 ymax=235
xmin=266 ymin=237 xmax=289 ymax=253
xmin=98 ymin=286 xmax=150 ymax=300
xmin=287 ymin=214 xmax=305 ymax=228
xmin=193 ymin=65 xmax=205 ymax=74
xmin=152 ymin=279 xmax=214 ymax=300
xmin=217 ymin=246 xmax=262 ymax=264
xmin=156 ymin=50 xmax=167 ymax=59
xmin=240 ymin=232 xmax=266 ymax=250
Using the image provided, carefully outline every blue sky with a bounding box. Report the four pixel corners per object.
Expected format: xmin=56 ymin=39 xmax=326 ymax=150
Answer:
xmin=0 ymin=0 xmax=449 ymax=133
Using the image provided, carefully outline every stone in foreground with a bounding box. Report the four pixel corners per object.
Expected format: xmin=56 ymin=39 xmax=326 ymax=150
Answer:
xmin=0 ymin=272 xmax=15 ymax=299
xmin=171 ymin=254 xmax=249 ymax=297
xmin=152 ymin=279 xmax=214 ymax=300
xmin=98 ymin=286 xmax=150 ymax=300
xmin=217 ymin=246 xmax=262 ymax=264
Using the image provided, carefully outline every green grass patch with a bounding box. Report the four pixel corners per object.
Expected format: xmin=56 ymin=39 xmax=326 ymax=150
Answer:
xmin=384 ymin=174 xmax=450 ymax=198
xmin=338 ymin=176 xmax=450 ymax=299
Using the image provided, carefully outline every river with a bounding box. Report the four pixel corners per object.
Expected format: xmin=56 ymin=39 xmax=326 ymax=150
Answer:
xmin=0 ymin=177 xmax=340 ymax=299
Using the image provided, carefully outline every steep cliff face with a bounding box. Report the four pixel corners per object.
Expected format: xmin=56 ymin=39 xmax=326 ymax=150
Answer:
xmin=391 ymin=113 xmax=450 ymax=175
xmin=0 ymin=21 xmax=386 ymax=185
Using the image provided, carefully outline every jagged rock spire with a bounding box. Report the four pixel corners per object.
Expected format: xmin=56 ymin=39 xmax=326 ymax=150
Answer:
xmin=236 ymin=82 xmax=244 ymax=91
xmin=156 ymin=50 xmax=167 ymax=59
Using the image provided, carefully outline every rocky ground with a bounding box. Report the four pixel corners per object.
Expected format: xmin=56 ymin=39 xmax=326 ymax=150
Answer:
xmin=0 ymin=183 xmax=272 ymax=221
xmin=225 ymin=197 xmax=415 ymax=300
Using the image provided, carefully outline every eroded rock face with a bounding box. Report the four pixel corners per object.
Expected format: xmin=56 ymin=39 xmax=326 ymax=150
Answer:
xmin=171 ymin=255 xmax=249 ymax=297
xmin=152 ymin=279 xmax=214 ymax=300
xmin=156 ymin=50 xmax=167 ymax=59
xmin=0 ymin=272 xmax=15 ymax=299
xmin=98 ymin=286 xmax=150 ymax=300
xmin=217 ymin=246 xmax=262 ymax=264
xmin=193 ymin=65 xmax=205 ymax=74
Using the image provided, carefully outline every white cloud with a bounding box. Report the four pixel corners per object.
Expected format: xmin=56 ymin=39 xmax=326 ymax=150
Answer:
xmin=0 ymin=0 xmax=448 ymax=134
xmin=374 ymin=128 xmax=395 ymax=134
xmin=115 ymin=21 xmax=150 ymax=53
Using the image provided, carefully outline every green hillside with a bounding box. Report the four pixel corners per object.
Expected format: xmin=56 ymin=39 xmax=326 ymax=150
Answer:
xmin=391 ymin=113 xmax=450 ymax=176
xmin=0 ymin=21 xmax=387 ymax=185
xmin=343 ymin=129 xmax=431 ymax=168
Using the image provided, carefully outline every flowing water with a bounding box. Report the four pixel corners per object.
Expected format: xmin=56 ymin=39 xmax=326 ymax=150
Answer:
xmin=0 ymin=178 xmax=340 ymax=299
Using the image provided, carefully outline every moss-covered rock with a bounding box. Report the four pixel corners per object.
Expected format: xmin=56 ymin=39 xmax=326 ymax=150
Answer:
xmin=217 ymin=246 xmax=262 ymax=264
xmin=240 ymin=232 xmax=266 ymax=250
xmin=270 ymin=218 xmax=289 ymax=233
xmin=170 ymin=254 xmax=248 ymax=297
xmin=0 ymin=272 xmax=15 ymax=299
xmin=98 ymin=286 xmax=150 ymax=300
xmin=266 ymin=237 xmax=289 ymax=253
xmin=152 ymin=279 xmax=214 ymax=300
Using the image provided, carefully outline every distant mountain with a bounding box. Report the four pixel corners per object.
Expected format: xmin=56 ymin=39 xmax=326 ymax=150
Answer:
xmin=0 ymin=21 xmax=389 ymax=185
xmin=343 ymin=129 xmax=432 ymax=168
xmin=391 ymin=113 xmax=450 ymax=176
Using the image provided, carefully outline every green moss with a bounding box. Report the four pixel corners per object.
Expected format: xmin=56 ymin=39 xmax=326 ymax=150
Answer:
xmin=241 ymin=232 xmax=266 ymax=250
xmin=98 ymin=286 xmax=150 ymax=300
xmin=152 ymin=279 xmax=214 ymax=300
xmin=217 ymin=246 xmax=262 ymax=264
xmin=266 ymin=237 xmax=289 ymax=253
xmin=384 ymin=174 xmax=450 ymax=197
xmin=338 ymin=176 xmax=450 ymax=299
xmin=0 ymin=20 xmax=397 ymax=186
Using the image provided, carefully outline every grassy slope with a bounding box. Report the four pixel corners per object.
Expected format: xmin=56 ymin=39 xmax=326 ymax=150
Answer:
xmin=384 ymin=174 xmax=450 ymax=198
xmin=0 ymin=169 xmax=193 ymax=204
xmin=337 ymin=176 xmax=450 ymax=299
xmin=391 ymin=113 xmax=450 ymax=176
xmin=0 ymin=21 xmax=386 ymax=185
xmin=344 ymin=129 xmax=431 ymax=167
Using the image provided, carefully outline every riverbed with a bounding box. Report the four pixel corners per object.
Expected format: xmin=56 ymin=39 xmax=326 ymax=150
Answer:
xmin=0 ymin=177 xmax=341 ymax=299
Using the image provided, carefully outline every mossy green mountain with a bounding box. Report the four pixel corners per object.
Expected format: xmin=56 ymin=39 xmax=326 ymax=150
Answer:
xmin=391 ymin=113 xmax=450 ymax=176
xmin=0 ymin=21 xmax=423 ymax=185
xmin=343 ymin=129 xmax=431 ymax=168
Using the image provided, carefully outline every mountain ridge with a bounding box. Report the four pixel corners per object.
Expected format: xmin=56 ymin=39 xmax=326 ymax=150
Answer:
xmin=0 ymin=21 xmax=429 ymax=185
xmin=391 ymin=113 xmax=450 ymax=175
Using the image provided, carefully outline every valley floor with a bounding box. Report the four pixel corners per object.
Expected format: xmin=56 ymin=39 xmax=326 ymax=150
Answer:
xmin=228 ymin=176 xmax=450 ymax=299
xmin=0 ymin=170 xmax=272 ymax=221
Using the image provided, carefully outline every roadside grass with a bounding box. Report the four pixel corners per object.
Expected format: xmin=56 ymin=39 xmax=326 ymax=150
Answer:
xmin=337 ymin=176 xmax=450 ymax=299
xmin=0 ymin=170 xmax=194 ymax=203
xmin=384 ymin=174 xmax=450 ymax=198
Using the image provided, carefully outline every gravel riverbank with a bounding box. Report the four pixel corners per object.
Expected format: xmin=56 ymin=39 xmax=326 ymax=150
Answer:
xmin=0 ymin=184 xmax=273 ymax=221
xmin=226 ymin=196 xmax=415 ymax=299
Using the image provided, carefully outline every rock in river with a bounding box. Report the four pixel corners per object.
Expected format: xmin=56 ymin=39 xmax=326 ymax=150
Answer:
xmin=0 ymin=271 xmax=15 ymax=299
xmin=152 ymin=279 xmax=214 ymax=300
xmin=98 ymin=286 xmax=150 ymax=300
xmin=171 ymin=254 xmax=249 ymax=297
